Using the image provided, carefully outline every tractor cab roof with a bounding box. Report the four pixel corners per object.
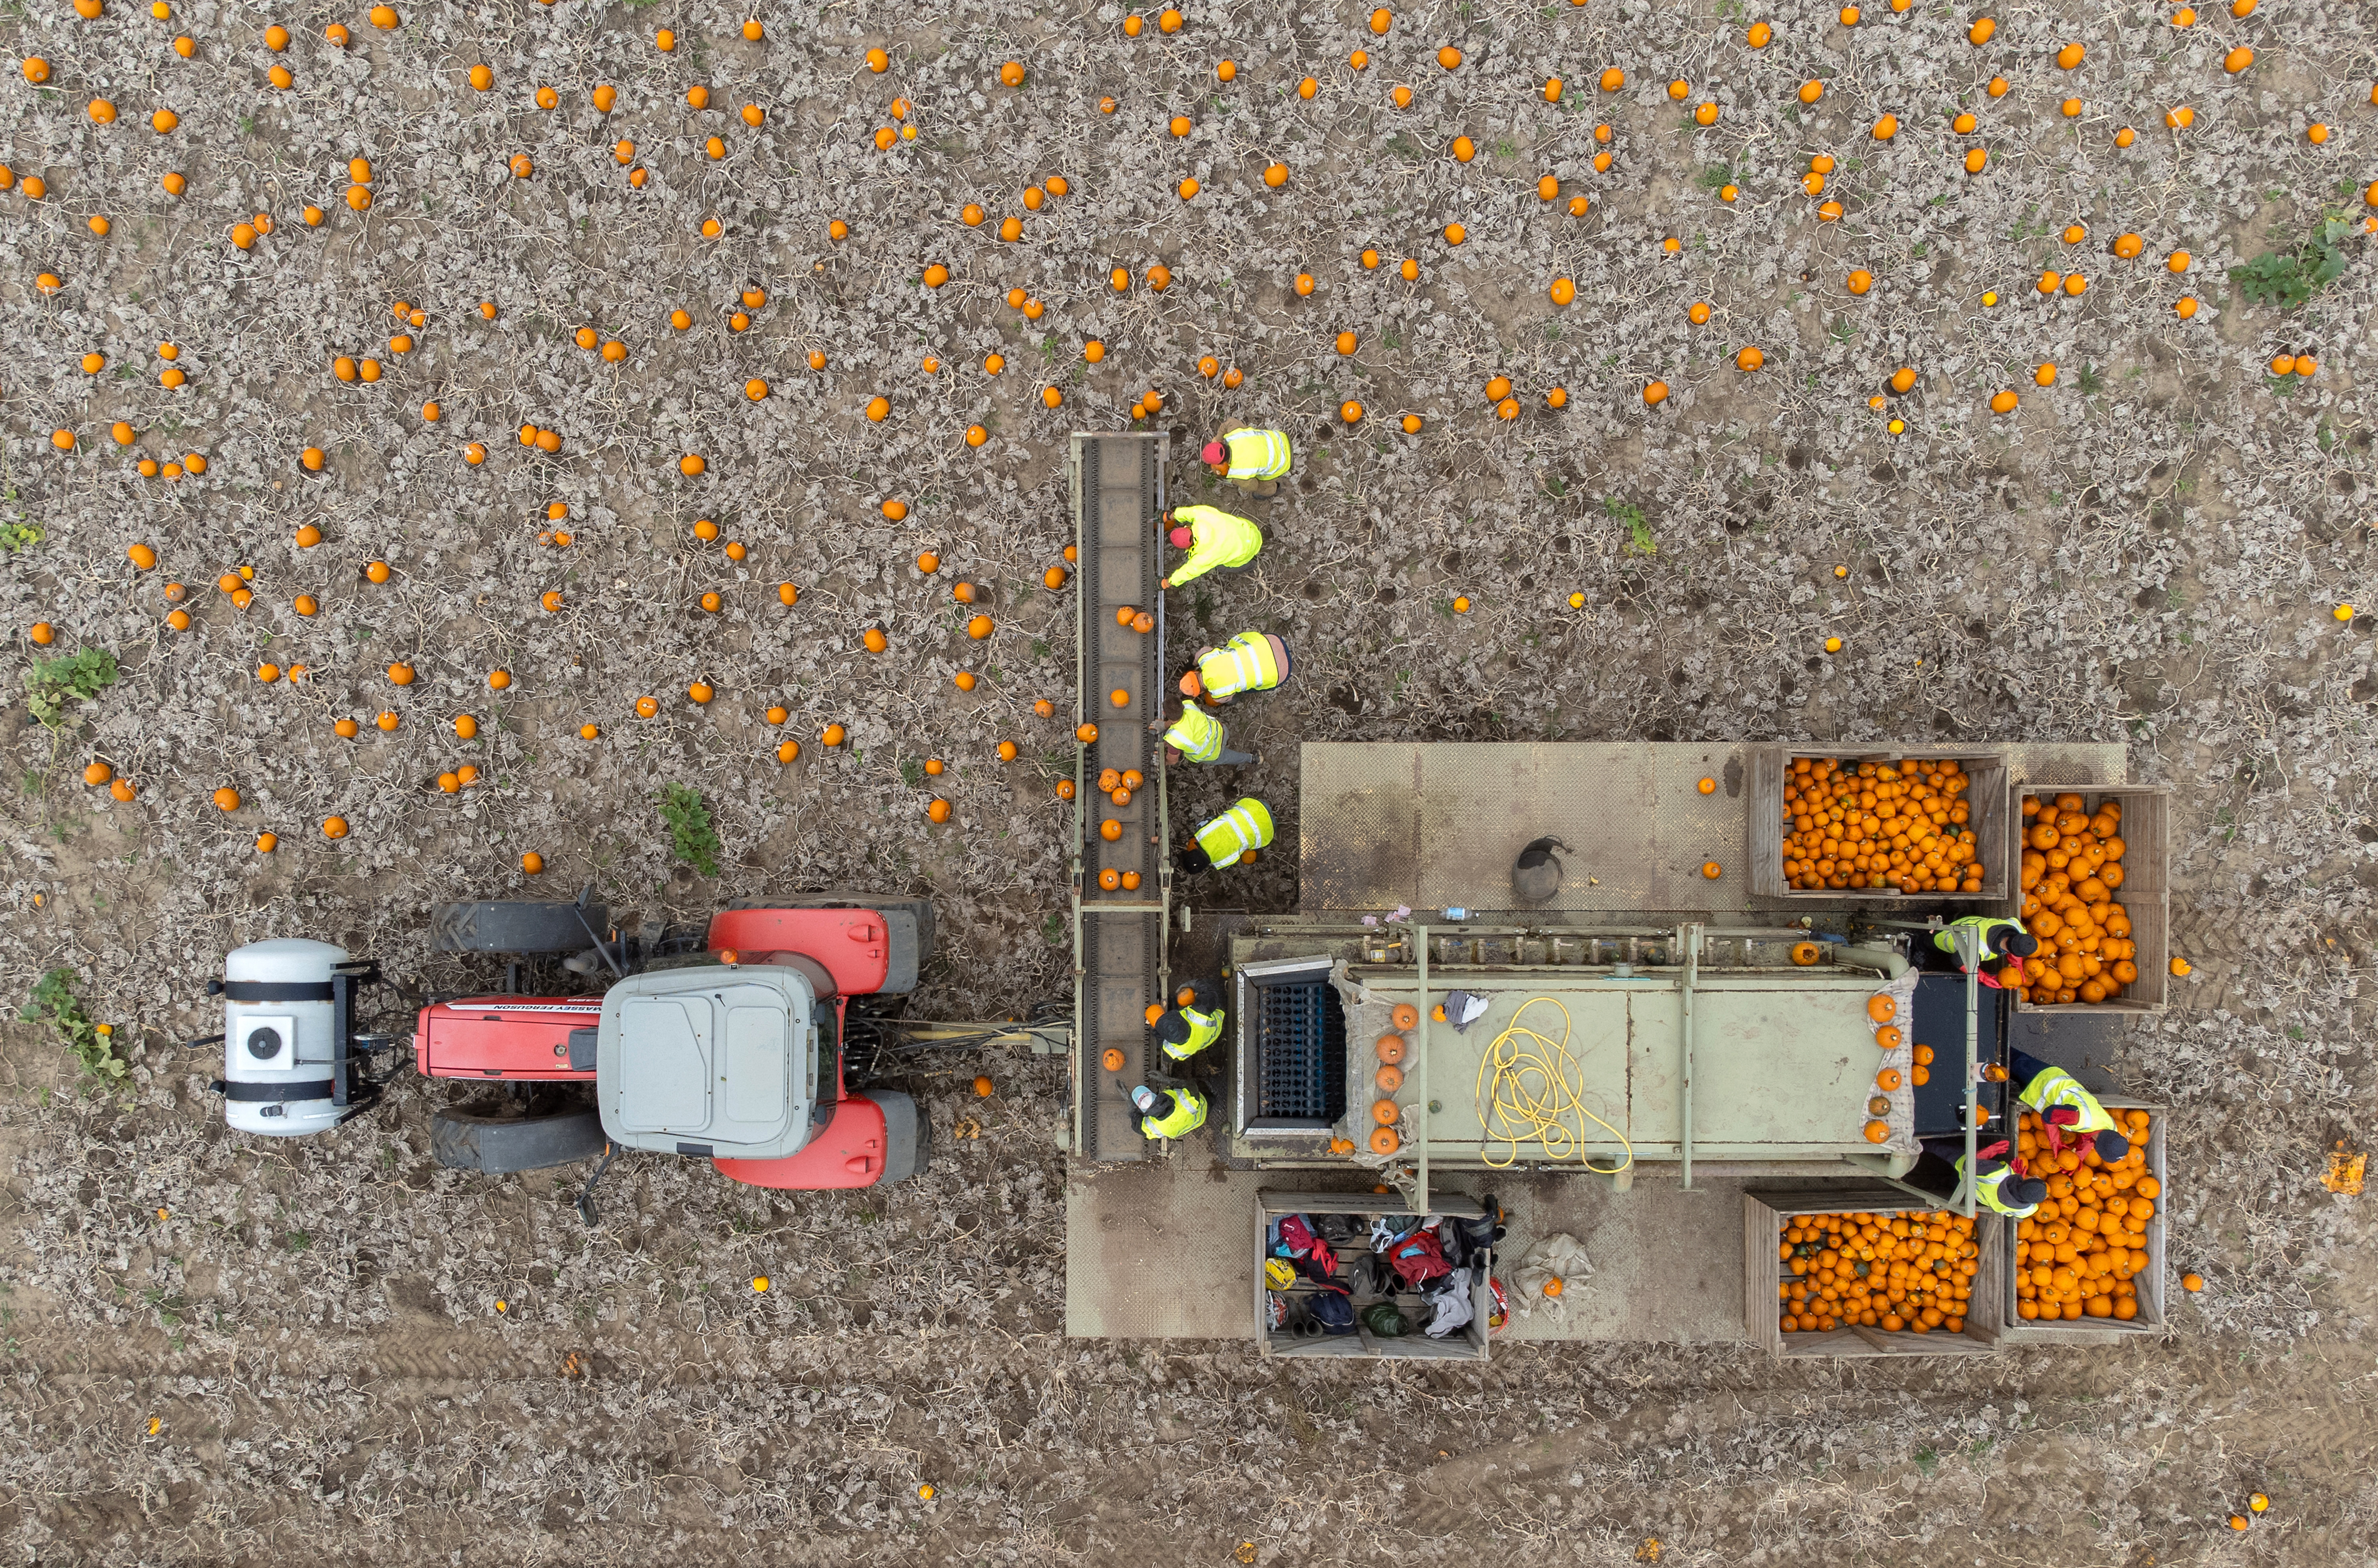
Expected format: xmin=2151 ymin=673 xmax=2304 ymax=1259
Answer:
xmin=596 ymin=964 xmax=820 ymax=1160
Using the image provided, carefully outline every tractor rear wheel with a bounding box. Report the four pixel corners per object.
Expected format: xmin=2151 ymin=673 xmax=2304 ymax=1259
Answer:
xmin=872 ymin=1090 xmax=931 ymax=1183
xmin=730 ymin=892 xmax=935 ymax=992
xmin=431 ymin=899 xmax=608 ymax=954
xmin=430 ymin=1103 xmax=606 ymax=1174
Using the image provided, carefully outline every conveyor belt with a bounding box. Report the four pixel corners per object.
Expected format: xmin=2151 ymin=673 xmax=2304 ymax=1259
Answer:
xmin=1069 ymin=432 xmax=1170 ymax=1162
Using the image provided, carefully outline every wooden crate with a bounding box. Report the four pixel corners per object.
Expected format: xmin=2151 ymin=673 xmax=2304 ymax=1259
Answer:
xmin=1256 ymin=1191 xmax=1493 ymax=1361
xmin=1998 ymin=1097 xmax=2168 ymax=1342
xmin=1748 ymin=746 xmax=2014 ymax=903
xmin=1745 ymin=1186 xmax=2003 ymax=1358
xmin=2005 ymin=786 xmax=2170 ymax=1017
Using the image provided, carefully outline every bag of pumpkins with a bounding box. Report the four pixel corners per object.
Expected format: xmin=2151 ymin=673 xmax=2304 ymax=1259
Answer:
xmin=1512 ymin=1232 xmax=1593 ymax=1314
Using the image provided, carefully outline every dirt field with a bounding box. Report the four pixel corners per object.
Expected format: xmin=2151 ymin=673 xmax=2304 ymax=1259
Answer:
xmin=3 ymin=0 xmax=2376 ymax=1561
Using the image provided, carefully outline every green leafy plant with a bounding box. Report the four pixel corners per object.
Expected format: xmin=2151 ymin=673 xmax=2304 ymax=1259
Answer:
xmin=2231 ymin=218 xmax=2352 ymax=310
xmin=0 ymin=485 xmax=37 ymax=552
xmin=1606 ymin=496 xmax=1656 ymax=556
xmin=24 ymin=968 xmax=126 ymax=1082
xmin=657 ymin=784 xmax=722 ymax=878
xmin=25 ymin=647 xmax=119 ymax=729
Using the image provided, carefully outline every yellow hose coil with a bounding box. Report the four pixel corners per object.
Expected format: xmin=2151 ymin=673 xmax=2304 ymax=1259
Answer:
xmin=1472 ymin=996 xmax=1635 ymax=1175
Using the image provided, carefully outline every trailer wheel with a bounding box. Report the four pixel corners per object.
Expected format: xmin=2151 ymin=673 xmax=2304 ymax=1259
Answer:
xmin=430 ymin=1105 xmax=607 ymax=1173
xmin=431 ymin=900 xmax=609 ymax=955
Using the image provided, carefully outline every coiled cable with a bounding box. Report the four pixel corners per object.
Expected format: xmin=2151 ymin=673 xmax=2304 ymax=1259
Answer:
xmin=1473 ymin=996 xmax=1634 ymax=1175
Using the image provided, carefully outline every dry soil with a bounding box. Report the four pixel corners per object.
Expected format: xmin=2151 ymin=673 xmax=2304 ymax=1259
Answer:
xmin=3 ymin=0 xmax=2377 ymax=1563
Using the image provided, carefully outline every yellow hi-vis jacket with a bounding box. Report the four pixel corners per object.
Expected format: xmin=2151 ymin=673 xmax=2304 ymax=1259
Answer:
xmin=1164 ymin=705 xmax=1227 ymax=763
xmin=1196 ymin=631 xmax=1284 ymax=700
xmin=1169 ymin=506 xmax=1264 ymax=587
xmin=1221 ymin=428 xmax=1293 ymax=480
xmin=1194 ymin=797 xmax=1274 ymax=869
xmin=2017 ymin=1064 xmax=2119 ymax=1136
xmin=1933 ymin=915 xmax=2028 ymax=961
xmin=1956 ymin=1153 xmax=2040 ymax=1218
xmin=1161 ymin=1004 xmax=1225 ymax=1061
xmin=1140 ymin=1085 xmax=1209 ymax=1140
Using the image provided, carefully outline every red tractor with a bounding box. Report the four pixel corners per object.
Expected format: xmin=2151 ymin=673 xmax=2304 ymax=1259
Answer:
xmin=210 ymin=891 xmax=932 ymax=1206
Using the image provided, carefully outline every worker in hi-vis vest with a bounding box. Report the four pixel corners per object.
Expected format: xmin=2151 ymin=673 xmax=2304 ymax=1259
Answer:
xmin=1153 ymin=981 xmax=1226 ymax=1062
xmin=1202 ymin=426 xmax=1293 ymax=497
xmin=1161 ymin=505 xmax=1263 ymax=589
xmin=2009 ymin=1048 xmax=2131 ymax=1163
xmin=1179 ymin=631 xmax=1290 ymax=703
xmin=1178 ymin=797 xmax=1273 ymax=874
xmin=1919 ymin=1136 xmax=2047 ymax=1218
xmin=1132 ymin=1083 xmax=1209 ymax=1141
xmin=1162 ymin=700 xmax=1254 ymax=766
xmin=1930 ymin=914 xmax=2040 ymax=989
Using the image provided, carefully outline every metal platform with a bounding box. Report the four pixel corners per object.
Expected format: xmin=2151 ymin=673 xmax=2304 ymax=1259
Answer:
xmin=1298 ymin=740 xmax=2128 ymax=915
xmin=1063 ymin=736 xmax=2139 ymax=1343
xmin=1069 ymin=432 xmax=1170 ymax=1163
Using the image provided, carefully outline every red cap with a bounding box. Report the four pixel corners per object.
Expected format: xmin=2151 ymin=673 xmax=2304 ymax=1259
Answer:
xmin=1169 ymin=526 xmax=1193 ymax=547
xmin=1201 ymin=441 xmax=1226 ymax=465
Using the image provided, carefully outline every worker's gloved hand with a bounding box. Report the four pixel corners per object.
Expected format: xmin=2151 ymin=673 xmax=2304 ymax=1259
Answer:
xmin=1976 ymin=1138 xmax=2011 ymax=1163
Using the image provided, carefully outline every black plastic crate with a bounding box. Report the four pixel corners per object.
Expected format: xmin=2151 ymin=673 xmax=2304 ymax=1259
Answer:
xmin=1256 ymin=982 xmax=1346 ymax=1120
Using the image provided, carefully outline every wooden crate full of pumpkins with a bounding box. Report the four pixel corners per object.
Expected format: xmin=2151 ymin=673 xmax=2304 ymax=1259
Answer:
xmin=2001 ymin=1098 xmax=2167 ymax=1340
xmin=1745 ymin=1186 xmax=2003 ymax=1359
xmin=1749 ymin=747 xmax=2014 ymax=903
xmin=2006 ymin=787 xmax=2169 ymax=1015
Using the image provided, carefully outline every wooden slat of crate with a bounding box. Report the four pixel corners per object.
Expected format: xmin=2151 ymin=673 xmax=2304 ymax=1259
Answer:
xmin=2006 ymin=787 xmax=2170 ymax=1017
xmin=1745 ymin=1187 xmax=2002 ymax=1358
xmin=1998 ymin=1097 xmax=2167 ymax=1341
xmin=1748 ymin=746 xmax=2014 ymax=903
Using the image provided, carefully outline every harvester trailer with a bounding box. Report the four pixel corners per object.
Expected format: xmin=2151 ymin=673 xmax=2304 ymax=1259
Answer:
xmin=1063 ymin=739 xmax=2167 ymax=1358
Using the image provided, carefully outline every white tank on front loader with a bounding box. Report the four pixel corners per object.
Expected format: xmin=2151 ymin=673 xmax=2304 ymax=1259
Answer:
xmin=220 ymin=939 xmax=352 ymax=1137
